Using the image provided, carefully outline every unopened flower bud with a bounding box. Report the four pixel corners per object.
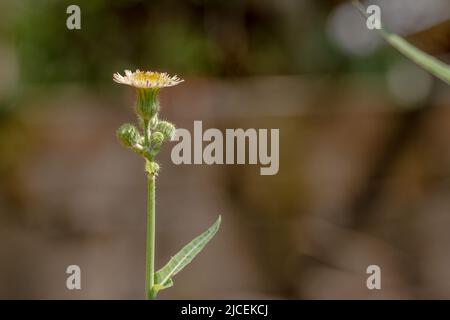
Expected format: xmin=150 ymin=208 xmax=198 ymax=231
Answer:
xmin=145 ymin=160 xmax=160 ymax=176
xmin=151 ymin=132 xmax=165 ymax=146
xmin=117 ymin=123 xmax=142 ymax=147
xmin=155 ymin=121 xmax=176 ymax=140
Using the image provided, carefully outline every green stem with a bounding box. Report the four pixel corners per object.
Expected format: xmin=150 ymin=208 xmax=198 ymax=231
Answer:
xmin=143 ymin=119 xmax=150 ymax=145
xmin=145 ymin=172 xmax=156 ymax=300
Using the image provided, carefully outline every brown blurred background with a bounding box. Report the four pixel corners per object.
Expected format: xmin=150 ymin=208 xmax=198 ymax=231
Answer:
xmin=0 ymin=0 xmax=449 ymax=299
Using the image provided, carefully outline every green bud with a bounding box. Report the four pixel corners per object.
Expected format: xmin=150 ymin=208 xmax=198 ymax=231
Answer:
xmin=117 ymin=123 xmax=142 ymax=147
xmin=149 ymin=115 xmax=159 ymax=130
xmin=155 ymin=121 xmax=176 ymax=140
xmin=136 ymin=88 xmax=159 ymax=120
xmin=151 ymin=132 xmax=165 ymax=147
xmin=145 ymin=160 xmax=160 ymax=176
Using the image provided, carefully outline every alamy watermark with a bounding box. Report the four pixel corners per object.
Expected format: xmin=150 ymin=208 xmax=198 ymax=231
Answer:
xmin=366 ymin=264 xmax=381 ymax=290
xmin=171 ymin=121 xmax=279 ymax=176
xmin=366 ymin=5 xmax=381 ymax=30
xmin=66 ymin=265 xmax=81 ymax=290
xmin=66 ymin=5 xmax=81 ymax=30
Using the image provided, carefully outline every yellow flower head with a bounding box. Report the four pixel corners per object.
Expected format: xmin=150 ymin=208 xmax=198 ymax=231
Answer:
xmin=113 ymin=70 xmax=184 ymax=89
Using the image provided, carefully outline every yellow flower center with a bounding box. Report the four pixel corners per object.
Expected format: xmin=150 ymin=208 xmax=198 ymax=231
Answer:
xmin=133 ymin=72 xmax=160 ymax=83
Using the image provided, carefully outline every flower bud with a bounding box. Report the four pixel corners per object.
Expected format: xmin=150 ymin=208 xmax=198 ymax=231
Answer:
xmin=117 ymin=123 xmax=142 ymax=147
xmin=155 ymin=121 xmax=176 ymax=141
xmin=136 ymin=88 xmax=159 ymax=120
xmin=145 ymin=160 xmax=160 ymax=176
xmin=151 ymin=132 xmax=165 ymax=147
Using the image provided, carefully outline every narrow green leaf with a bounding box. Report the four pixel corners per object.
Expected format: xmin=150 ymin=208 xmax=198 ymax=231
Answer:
xmin=153 ymin=215 xmax=221 ymax=292
xmin=380 ymin=31 xmax=450 ymax=84
xmin=353 ymin=0 xmax=450 ymax=84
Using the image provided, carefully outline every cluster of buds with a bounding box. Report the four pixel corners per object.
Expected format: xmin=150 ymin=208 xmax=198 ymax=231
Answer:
xmin=114 ymin=70 xmax=182 ymax=175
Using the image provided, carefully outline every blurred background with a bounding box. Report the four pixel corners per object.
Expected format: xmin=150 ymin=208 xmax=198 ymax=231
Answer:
xmin=0 ymin=0 xmax=449 ymax=299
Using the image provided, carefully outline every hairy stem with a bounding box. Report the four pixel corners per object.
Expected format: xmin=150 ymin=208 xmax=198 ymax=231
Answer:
xmin=145 ymin=173 xmax=156 ymax=300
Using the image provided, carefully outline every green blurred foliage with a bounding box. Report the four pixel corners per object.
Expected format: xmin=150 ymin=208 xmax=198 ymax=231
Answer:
xmin=11 ymin=0 xmax=400 ymax=86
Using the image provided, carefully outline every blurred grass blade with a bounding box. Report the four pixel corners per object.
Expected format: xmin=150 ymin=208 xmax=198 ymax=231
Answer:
xmin=353 ymin=0 xmax=450 ymax=84
xmin=153 ymin=215 xmax=221 ymax=292
xmin=380 ymin=32 xmax=450 ymax=84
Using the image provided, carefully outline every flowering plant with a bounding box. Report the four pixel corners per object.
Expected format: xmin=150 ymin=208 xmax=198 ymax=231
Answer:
xmin=114 ymin=70 xmax=221 ymax=299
